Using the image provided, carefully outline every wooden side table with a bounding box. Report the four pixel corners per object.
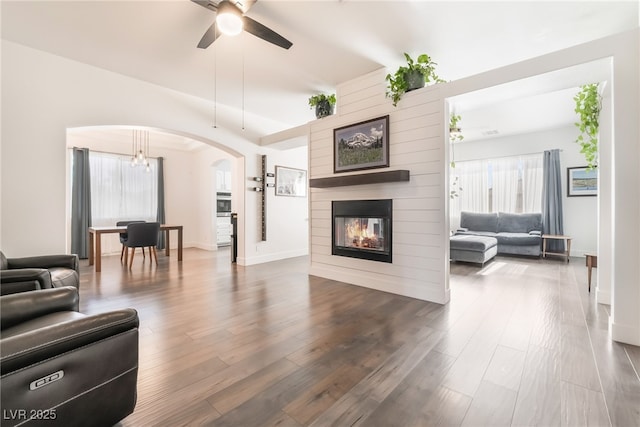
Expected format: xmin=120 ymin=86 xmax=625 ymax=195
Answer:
xmin=542 ymin=234 xmax=572 ymax=263
xmin=585 ymin=253 xmax=597 ymax=292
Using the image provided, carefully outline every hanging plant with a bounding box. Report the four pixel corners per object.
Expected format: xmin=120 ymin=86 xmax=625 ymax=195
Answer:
xmin=574 ymin=83 xmax=601 ymax=169
xmin=449 ymin=114 xmax=463 ymax=198
xmin=385 ymin=53 xmax=445 ymax=107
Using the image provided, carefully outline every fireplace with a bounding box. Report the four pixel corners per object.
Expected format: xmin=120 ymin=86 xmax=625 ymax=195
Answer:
xmin=332 ymin=199 xmax=392 ymax=263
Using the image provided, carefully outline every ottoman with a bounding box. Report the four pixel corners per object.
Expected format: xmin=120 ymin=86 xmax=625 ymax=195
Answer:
xmin=450 ymin=235 xmax=498 ymax=266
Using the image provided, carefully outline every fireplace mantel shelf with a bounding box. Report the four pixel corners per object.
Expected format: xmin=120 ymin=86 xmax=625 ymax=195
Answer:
xmin=309 ymin=170 xmax=410 ymax=188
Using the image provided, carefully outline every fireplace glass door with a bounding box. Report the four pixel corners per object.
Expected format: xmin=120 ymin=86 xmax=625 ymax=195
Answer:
xmin=334 ymin=217 xmax=387 ymax=253
xmin=332 ymin=200 xmax=392 ymax=263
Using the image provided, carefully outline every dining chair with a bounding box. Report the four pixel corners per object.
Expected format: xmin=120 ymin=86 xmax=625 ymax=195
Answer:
xmin=124 ymin=222 xmax=160 ymax=269
xmin=116 ymin=220 xmax=145 ymax=262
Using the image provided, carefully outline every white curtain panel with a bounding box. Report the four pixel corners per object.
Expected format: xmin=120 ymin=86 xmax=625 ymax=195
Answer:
xmin=89 ymin=152 xmax=158 ymax=254
xmin=491 ymin=157 xmax=520 ymax=213
xmin=450 ymin=159 xmax=489 ymax=230
xmin=522 ymin=153 xmax=543 ymax=213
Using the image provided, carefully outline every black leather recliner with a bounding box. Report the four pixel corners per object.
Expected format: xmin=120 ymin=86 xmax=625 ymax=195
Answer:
xmin=0 ymin=251 xmax=80 ymax=297
xmin=0 ymin=287 xmax=139 ymax=427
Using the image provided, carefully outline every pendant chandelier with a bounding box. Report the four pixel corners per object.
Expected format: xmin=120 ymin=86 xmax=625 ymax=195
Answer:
xmin=130 ymin=129 xmax=151 ymax=172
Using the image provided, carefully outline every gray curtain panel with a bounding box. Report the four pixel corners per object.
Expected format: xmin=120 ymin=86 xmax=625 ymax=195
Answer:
xmin=542 ymin=149 xmax=564 ymax=252
xmin=71 ymin=147 xmax=92 ymax=258
xmin=156 ymin=157 xmax=166 ymax=250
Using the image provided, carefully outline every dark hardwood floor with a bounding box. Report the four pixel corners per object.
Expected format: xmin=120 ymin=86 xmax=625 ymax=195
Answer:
xmin=78 ymin=248 xmax=640 ymax=427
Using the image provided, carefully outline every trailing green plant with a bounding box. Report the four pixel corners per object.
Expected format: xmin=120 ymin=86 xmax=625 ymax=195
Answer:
xmin=449 ymin=114 xmax=463 ymax=198
xmin=308 ymin=93 xmax=336 ymax=108
xmin=450 ymin=175 xmax=462 ymax=199
xmin=385 ymin=53 xmax=445 ymax=107
xmin=574 ymin=83 xmax=601 ymax=169
xmin=449 ymin=114 xmax=464 ymax=149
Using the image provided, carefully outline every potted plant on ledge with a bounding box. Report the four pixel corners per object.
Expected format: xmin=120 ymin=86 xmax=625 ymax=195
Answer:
xmin=385 ymin=53 xmax=445 ymax=107
xmin=308 ymin=93 xmax=336 ymax=119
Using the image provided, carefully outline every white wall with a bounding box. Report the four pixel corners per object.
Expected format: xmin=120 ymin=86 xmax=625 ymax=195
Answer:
xmin=309 ymin=69 xmax=450 ymax=304
xmin=249 ymin=145 xmax=309 ymax=264
xmin=1 ymin=41 xmax=307 ymax=266
xmin=454 ymin=125 xmax=597 ymax=255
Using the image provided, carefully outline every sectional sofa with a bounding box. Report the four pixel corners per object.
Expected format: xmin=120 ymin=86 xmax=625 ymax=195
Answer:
xmin=451 ymin=211 xmax=543 ymax=263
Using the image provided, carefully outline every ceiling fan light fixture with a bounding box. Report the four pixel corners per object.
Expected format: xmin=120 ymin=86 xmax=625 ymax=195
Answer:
xmin=216 ymin=2 xmax=243 ymax=36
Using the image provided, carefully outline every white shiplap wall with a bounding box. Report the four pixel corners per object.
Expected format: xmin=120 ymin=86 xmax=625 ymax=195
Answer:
xmin=308 ymin=68 xmax=450 ymax=304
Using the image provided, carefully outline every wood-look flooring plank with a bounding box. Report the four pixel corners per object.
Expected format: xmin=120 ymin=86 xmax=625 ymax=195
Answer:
xmin=360 ymin=349 xmax=459 ymax=427
xmin=414 ymin=385 xmax=473 ymax=427
xmin=560 ymin=381 xmax=610 ymax=427
xmin=74 ymin=250 xmax=640 ymax=426
xmin=625 ymin=344 xmax=640 ymax=378
xmin=560 ymin=324 xmax=602 ymax=392
xmin=482 ymin=344 xmax=526 ymax=392
xmin=207 ymin=358 xmax=299 ymax=414
xmin=282 ymin=362 xmax=370 ymax=424
xmin=308 ymin=327 xmax=444 ymax=426
xmin=499 ymin=285 xmax=536 ymax=352
xmin=586 ymin=327 xmax=640 ymax=426
xmin=440 ymin=289 xmax=515 ymax=397
xmin=512 ymin=344 xmax=562 ymax=427
xmin=460 ymin=380 xmax=517 ymax=427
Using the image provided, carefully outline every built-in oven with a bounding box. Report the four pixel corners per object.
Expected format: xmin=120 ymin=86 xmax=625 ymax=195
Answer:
xmin=216 ymin=192 xmax=232 ymax=217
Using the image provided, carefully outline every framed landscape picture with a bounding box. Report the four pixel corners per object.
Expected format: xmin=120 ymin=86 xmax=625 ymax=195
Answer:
xmin=275 ymin=166 xmax=307 ymax=197
xmin=334 ymin=115 xmax=389 ymax=173
xmin=567 ymin=166 xmax=597 ymax=197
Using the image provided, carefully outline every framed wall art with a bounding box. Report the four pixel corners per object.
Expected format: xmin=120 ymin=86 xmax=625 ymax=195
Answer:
xmin=334 ymin=115 xmax=389 ymax=173
xmin=567 ymin=166 xmax=597 ymax=197
xmin=275 ymin=166 xmax=307 ymax=197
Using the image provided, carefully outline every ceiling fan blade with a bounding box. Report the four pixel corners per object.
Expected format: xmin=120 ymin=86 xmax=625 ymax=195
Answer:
xmin=243 ymin=16 xmax=292 ymax=50
xmin=197 ymin=22 xmax=219 ymax=49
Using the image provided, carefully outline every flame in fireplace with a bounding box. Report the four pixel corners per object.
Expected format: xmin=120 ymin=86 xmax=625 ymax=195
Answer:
xmin=346 ymin=219 xmax=380 ymax=249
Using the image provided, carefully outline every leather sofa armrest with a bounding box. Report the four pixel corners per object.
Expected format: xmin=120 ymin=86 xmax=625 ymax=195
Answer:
xmin=0 ymin=268 xmax=52 ymax=294
xmin=1 ymin=287 xmax=79 ymax=330
xmin=1 ymin=308 xmax=139 ymax=374
xmin=7 ymin=254 xmax=79 ymax=274
xmin=1 ymin=280 xmax=40 ymax=296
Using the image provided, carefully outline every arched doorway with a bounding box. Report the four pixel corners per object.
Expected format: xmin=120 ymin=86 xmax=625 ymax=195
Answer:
xmin=65 ymin=125 xmax=245 ymax=261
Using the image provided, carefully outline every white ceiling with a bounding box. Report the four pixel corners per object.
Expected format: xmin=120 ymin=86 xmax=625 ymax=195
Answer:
xmin=2 ymin=1 xmax=638 ymax=144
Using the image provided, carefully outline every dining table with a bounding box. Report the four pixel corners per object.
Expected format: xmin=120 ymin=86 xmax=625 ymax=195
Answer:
xmin=88 ymin=224 xmax=183 ymax=272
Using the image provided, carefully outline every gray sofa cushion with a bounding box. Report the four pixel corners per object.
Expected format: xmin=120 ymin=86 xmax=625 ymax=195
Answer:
xmin=495 ymin=232 xmax=541 ymax=246
xmin=450 ymin=235 xmax=498 ymax=252
xmin=460 ymin=212 xmax=498 ymax=233
xmin=456 ymin=230 xmax=498 ymax=239
xmin=497 ymin=212 xmax=542 ymax=233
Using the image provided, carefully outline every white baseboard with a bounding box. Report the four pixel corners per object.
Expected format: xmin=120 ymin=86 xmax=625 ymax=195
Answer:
xmin=309 ymin=264 xmax=450 ymax=304
xmin=610 ymin=319 xmax=640 ymax=346
xmin=238 ymin=248 xmax=309 ymax=266
xmin=596 ymin=288 xmax=611 ymax=305
xmin=190 ymin=242 xmax=217 ymax=251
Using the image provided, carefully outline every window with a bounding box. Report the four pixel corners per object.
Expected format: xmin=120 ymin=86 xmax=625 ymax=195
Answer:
xmin=89 ymin=151 xmax=158 ymax=226
xmin=451 ymin=153 xmax=542 ymax=228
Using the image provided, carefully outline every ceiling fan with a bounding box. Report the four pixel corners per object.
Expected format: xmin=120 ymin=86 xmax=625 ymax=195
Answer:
xmin=192 ymin=0 xmax=293 ymax=50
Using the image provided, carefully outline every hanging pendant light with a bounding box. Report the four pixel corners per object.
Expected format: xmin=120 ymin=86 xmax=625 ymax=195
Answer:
xmin=131 ymin=130 xmax=138 ymax=166
xmin=145 ymin=131 xmax=151 ymax=172
xmin=131 ymin=129 xmax=152 ymax=171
